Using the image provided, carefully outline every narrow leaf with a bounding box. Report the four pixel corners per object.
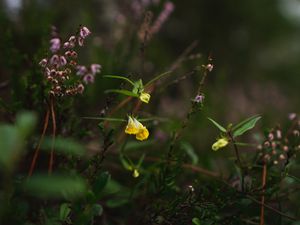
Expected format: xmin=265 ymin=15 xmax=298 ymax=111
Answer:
xmin=233 ymin=115 xmax=261 ymax=137
xmin=207 ymin=117 xmax=227 ymax=132
xmin=103 ymin=75 xmax=135 ymax=86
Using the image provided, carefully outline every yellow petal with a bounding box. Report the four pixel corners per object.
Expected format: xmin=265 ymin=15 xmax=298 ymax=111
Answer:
xmin=132 ymin=169 xmax=139 ymax=178
xmin=139 ymin=92 xmax=151 ymax=103
xmin=135 ymin=126 xmax=149 ymax=141
xmin=212 ymin=138 xmax=229 ymax=151
xmin=125 ymin=116 xmax=139 ymax=134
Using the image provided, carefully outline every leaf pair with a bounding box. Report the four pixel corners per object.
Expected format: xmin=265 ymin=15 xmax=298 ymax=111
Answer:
xmin=208 ymin=115 xmax=261 ymax=138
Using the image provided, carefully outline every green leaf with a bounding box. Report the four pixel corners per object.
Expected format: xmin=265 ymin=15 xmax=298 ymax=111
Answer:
xmin=119 ymin=154 xmax=134 ymax=171
xmin=24 ymin=174 xmax=87 ymax=199
xmin=82 ymin=117 xmax=126 ymax=122
xmin=232 ymin=115 xmax=261 ymax=137
xmin=137 ymin=153 xmax=145 ymax=168
xmin=16 ymin=111 xmax=37 ymax=136
xmin=91 ymin=204 xmax=103 ymax=216
xmin=41 ymin=137 xmax=85 ymax=156
xmin=180 ymin=141 xmax=199 ymax=165
xmin=192 ymin=217 xmax=201 ymax=225
xmin=104 ymin=89 xmax=139 ymax=97
xmin=132 ymin=79 xmax=144 ymax=94
xmin=207 ymin=117 xmax=227 ymax=132
xmin=59 ymin=203 xmax=71 ymax=221
xmin=93 ymin=171 xmax=111 ymax=197
xmin=103 ymin=75 xmax=135 ymax=86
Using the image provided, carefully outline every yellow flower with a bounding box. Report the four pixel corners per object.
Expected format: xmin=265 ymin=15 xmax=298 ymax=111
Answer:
xmin=132 ymin=169 xmax=140 ymax=178
xmin=139 ymin=92 xmax=151 ymax=103
xmin=125 ymin=116 xmax=149 ymax=141
xmin=212 ymin=138 xmax=229 ymax=151
xmin=135 ymin=126 xmax=149 ymax=141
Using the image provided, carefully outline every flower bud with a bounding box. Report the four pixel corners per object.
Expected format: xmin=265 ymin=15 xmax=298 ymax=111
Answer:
xmin=39 ymin=58 xmax=48 ymax=67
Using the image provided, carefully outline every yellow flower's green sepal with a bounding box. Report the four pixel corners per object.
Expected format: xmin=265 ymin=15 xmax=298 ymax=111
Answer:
xmin=212 ymin=138 xmax=229 ymax=151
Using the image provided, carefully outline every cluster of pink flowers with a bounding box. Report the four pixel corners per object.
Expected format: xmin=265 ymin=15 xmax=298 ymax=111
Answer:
xmin=39 ymin=26 xmax=101 ymax=97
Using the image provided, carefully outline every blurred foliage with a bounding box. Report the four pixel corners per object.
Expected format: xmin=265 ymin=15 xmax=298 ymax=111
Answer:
xmin=0 ymin=0 xmax=300 ymax=224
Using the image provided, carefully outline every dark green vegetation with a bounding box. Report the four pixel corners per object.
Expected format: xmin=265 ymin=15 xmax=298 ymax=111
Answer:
xmin=0 ymin=0 xmax=300 ymax=224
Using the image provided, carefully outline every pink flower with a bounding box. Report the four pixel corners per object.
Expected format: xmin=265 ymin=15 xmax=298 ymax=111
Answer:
xmin=76 ymin=65 xmax=87 ymax=76
xmin=59 ymin=56 xmax=67 ymax=66
xmin=50 ymin=38 xmax=61 ymax=53
xmin=77 ymin=83 xmax=85 ymax=94
xmin=50 ymin=54 xmax=59 ymax=65
xmin=79 ymin=26 xmax=91 ymax=39
xmin=83 ymin=74 xmax=95 ymax=84
xmin=39 ymin=58 xmax=47 ymax=67
xmin=69 ymin=36 xmax=76 ymax=44
xmin=78 ymin=37 xmax=84 ymax=46
xmin=90 ymin=64 xmax=101 ymax=75
xmin=63 ymin=42 xmax=70 ymax=49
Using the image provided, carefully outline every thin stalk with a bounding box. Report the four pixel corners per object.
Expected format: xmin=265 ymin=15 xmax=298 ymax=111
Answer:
xmin=28 ymin=108 xmax=50 ymax=177
xmin=260 ymin=163 xmax=267 ymax=225
xmin=48 ymin=97 xmax=56 ymax=174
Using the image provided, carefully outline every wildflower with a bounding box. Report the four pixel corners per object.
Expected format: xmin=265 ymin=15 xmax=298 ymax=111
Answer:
xmin=78 ymin=37 xmax=84 ymax=46
xmin=90 ymin=64 xmax=101 ymax=75
xmin=193 ymin=94 xmax=204 ymax=103
xmin=63 ymin=42 xmax=70 ymax=49
xmin=59 ymin=56 xmax=67 ymax=67
xmin=125 ymin=116 xmax=149 ymax=141
xmin=49 ymin=38 xmax=61 ymax=53
xmin=50 ymin=54 xmax=59 ymax=66
xmin=68 ymin=36 xmax=76 ymax=44
xmin=39 ymin=58 xmax=47 ymax=67
xmin=76 ymin=65 xmax=87 ymax=76
xmin=79 ymin=26 xmax=91 ymax=38
xmin=83 ymin=74 xmax=95 ymax=84
xmin=132 ymin=169 xmax=139 ymax=178
xmin=139 ymin=92 xmax=151 ymax=103
xmin=212 ymin=137 xmax=229 ymax=151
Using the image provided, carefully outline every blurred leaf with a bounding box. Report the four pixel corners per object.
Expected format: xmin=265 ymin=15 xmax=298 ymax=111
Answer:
xmin=93 ymin=171 xmax=111 ymax=197
xmin=59 ymin=203 xmax=71 ymax=222
xmin=180 ymin=141 xmax=198 ymax=165
xmin=91 ymin=204 xmax=103 ymax=216
xmin=137 ymin=153 xmax=145 ymax=168
xmin=207 ymin=117 xmax=226 ymax=132
xmin=124 ymin=140 xmax=154 ymax=151
xmin=232 ymin=115 xmax=261 ymax=137
xmin=120 ymin=154 xmax=134 ymax=171
xmin=104 ymin=89 xmax=139 ymax=97
xmin=41 ymin=137 xmax=85 ymax=156
xmin=24 ymin=174 xmax=87 ymax=199
xmin=106 ymin=198 xmax=129 ymax=208
xmin=83 ymin=117 xmax=126 ymax=122
xmin=0 ymin=125 xmax=23 ymax=168
xmin=103 ymin=75 xmax=135 ymax=86
xmin=192 ymin=217 xmax=201 ymax=225
xmin=16 ymin=111 xmax=37 ymax=136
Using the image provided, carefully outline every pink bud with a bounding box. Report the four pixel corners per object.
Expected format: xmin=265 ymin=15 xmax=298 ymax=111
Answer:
xmin=80 ymin=26 xmax=91 ymax=38
xmin=50 ymin=38 xmax=61 ymax=53
xmin=50 ymin=54 xmax=59 ymax=65
xmin=78 ymin=37 xmax=84 ymax=46
xmin=90 ymin=64 xmax=101 ymax=75
xmin=39 ymin=58 xmax=48 ymax=67
xmin=83 ymin=74 xmax=95 ymax=84
xmin=63 ymin=42 xmax=70 ymax=49
xmin=60 ymin=56 xmax=67 ymax=66
xmin=76 ymin=65 xmax=87 ymax=76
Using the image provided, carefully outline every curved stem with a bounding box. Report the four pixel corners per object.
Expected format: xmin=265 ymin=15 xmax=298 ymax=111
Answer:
xmin=48 ymin=97 xmax=56 ymax=174
xmin=28 ymin=108 xmax=50 ymax=177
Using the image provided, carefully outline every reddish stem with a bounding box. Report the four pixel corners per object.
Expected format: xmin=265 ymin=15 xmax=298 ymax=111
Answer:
xmin=260 ymin=163 xmax=267 ymax=225
xmin=28 ymin=108 xmax=50 ymax=177
xmin=48 ymin=97 xmax=56 ymax=174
